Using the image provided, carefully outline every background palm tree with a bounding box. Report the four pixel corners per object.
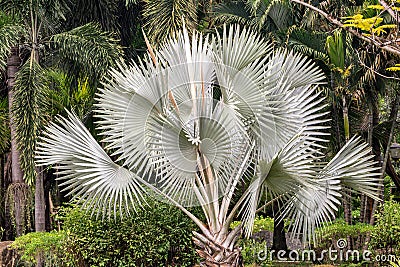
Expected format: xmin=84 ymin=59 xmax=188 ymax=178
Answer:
xmin=0 ymin=0 xmax=123 ymax=239
xmin=37 ymin=25 xmax=381 ymax=266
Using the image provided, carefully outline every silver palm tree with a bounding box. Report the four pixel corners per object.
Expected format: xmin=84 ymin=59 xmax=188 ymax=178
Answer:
xmin=36 ymin=25 xmax=380 ymax=266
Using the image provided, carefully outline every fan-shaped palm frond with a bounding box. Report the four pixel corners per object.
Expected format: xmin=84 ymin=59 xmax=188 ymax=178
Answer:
xmin=36 ymin=111 xmax=148 ymax=219
xmin=279 ymin=136 xmax=379 ymax=243
xmin=252 ymin=0 xmax=294 ymax=31
xmin=213 ymin=0 xmax=295 ymax=33
xmin=37 ymin=25 xmax=380 ymax=265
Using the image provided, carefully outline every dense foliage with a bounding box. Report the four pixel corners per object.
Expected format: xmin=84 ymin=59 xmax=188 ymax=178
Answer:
xmin=370 ymin=200 xmax=400 ymax=257
xmin=12 ymin=198 xmax=200 ymax=266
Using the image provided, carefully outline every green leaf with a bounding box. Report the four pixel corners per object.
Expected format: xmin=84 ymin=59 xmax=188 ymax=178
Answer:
xmin=51 ymin=22 xmax=123 ymax=81
xmin=13 ymin=60 xmax=49 ymax=185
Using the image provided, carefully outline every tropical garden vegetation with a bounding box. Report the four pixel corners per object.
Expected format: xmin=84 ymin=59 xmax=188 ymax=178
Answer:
xmin=0 ymin=0 xmax=399 ymax=266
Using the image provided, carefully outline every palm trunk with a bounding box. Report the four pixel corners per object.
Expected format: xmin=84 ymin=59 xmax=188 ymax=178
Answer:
xmin=370 ymin=93 xmax=399 ymax=225
xmin=7 ymin=47 xmax=23 ymax=184
xmin=193 ymin=226 xmax=243 ymax=267
xmin=363 ymin=102 xmax=381 ymax=224
xmin=7 ymin=46 xmax=28 ymax=237
xmin=342 ymin=97 xmax=352 ymax=226
xmin=31 ymin=22 xmax=46 ymax=267
xmin=330 ymin=73 xmax=342 ymax=152
xmin=272 ymin=203 xmax=287 ymax=253
xmin=360 ymin=107 xmax=374 ymax=223
xmin=34 ymin=167 xmax=45 ymax=232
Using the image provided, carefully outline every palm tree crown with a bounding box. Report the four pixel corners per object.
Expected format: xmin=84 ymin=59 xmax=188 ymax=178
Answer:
xmin=36 ymin=25 xmax=380 ymax=265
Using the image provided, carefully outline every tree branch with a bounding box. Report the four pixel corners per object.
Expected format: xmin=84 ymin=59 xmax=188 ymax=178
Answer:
xmin=290 ymin=0 xmax=400 ymax=56
xmin=378 ymin=0 xmax=400 ymax=24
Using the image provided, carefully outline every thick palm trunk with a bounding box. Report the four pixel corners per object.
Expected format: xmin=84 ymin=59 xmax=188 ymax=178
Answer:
xmin=272 ymin=203 xmax=287 ymax=252
xmin=7 ymin=47 xmax=23 ymax=184
xmin=193 ymin=226 xmax=243 ymax=267
xmin=7 ymin=46 xmax=28 ymax=237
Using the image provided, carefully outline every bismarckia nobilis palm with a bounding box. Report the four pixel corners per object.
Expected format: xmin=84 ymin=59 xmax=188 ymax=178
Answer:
xmin=36 ymin=25 xmax=380 ymax=267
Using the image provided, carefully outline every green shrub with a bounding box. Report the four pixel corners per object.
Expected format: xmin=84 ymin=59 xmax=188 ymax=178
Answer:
xmin=238 ymin=239 xmax=272 ymax=267
xmin=315 ymin=219 xmax=373 ymax=251
xmin=14 ymin=198 xmax=200 ymax=267
xmin=59 ymin=198 xmax=200 ymax=267
xmin=11 ymin=231 xmax=67 ymax=266
xmin=369 ymin=200 xmax=400 ymax=257
xmin=231 ymin=216 xmax=274 ymax=233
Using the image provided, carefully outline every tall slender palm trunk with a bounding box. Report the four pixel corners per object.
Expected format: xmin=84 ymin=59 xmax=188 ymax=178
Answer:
xmin=7 ymin=46 xmax=29 ymax=237
xmin=370 ymin=93 xmax=400 ymax=225
xmin=34 ymin=167 xmax=45 ymax=232
xmin=342 ymin=97 xmax=352 ymax=226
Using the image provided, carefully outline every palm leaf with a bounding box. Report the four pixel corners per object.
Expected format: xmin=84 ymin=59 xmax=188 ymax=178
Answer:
xmin=287 ymin=27 xmax=329 ymax=62
xmin=213 ymin=0 xmax=253 ymax=27
xmin=0 ymin=97 xmax=10 ymax=154
xmin=36 ymin=111 xmax=147 ymax=218
xmin=13 ymin=60 xmax=49 ymax=185
xmin=142 ymin=0 xmax=197 ymax=45
xmin=51 ymin=22 xmax=123 ymax=81
xmin=0 ymin=0 xmax=69 ymax=35
xmin=0 ymin=12 xmax=25 ymax=70
xmin=280 ymin=136 xmax=380 ymax=244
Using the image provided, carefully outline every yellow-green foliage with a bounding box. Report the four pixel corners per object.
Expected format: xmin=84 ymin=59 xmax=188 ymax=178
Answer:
xmin=231 ymin=216 xmax=275 ymax=233
xmin=342 ymin=14 xmax=396 ymax=35
xmin=369 ymin=200 xmax=400 ymax=257
xmin=11 ymin=231 xmax=66 ymax=264
xmin=369 ymin=4 xmax=400 ymax=11
xmin=387 ymin=64 xmax=400 ymax=71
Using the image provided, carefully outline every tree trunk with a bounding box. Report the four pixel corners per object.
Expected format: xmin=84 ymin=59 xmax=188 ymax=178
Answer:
xmin=363 ymin=100 xmax=382 ymax=224
xmin=342 ymin=98 xmax=352 ymax=226
xmin=272 ymin=218 xmax=287 ymax=253
xmin=272 ymin=203 xmax=287 ymax=253
xmin=34 ymin=167 xmax=45 ymax=232
xmin=386 ymin=158 xmax=400 ymax=190
xmin=7 ymin=46 xmax=28 ymax=238
xmin=360 ymin=107 xmax=374 ymax=223
xmin=193 ymin=226 xmax=243 ymax=267
xmin=7 ymin=47 xmax=23 ymax=184
xmin=370 ymin=93 xmax=399 ymax=225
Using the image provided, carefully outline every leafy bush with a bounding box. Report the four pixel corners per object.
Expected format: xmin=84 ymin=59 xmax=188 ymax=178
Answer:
xmin=61 ymin=199 xmax=200 ymax=267
xmin=369 ymin=200 xmax=400 ymax=257
xmin=238 ymin=239 xmax=272 ymax=267
xmin=14 ymin=198 xmax=200 ymax=267
xmin=231 ymin=216 xmax=274 ymax=233
xmin=11 ymin=231 xmax=68 ymax=266
xmin=315 ymin=219 xmax=373 ymax=251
